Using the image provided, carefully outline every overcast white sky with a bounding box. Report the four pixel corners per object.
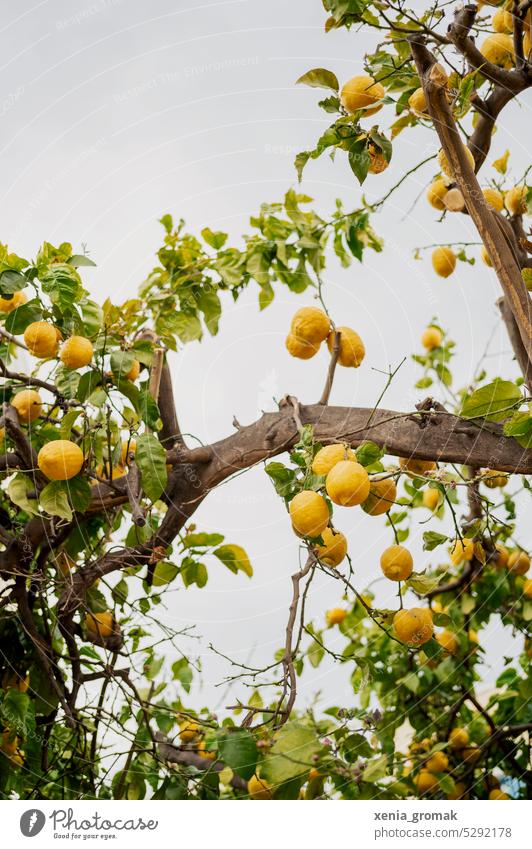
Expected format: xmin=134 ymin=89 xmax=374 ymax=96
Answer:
xmin=1 ymin=0 xmax=530 ymax=713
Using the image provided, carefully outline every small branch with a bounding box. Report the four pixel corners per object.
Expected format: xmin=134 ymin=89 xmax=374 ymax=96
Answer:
xmin=277 ymin=554 xmax=315 ymax=725
xmin=319 ymin=331 xmax=340 ymax=405
xmin=155 ymin=732 xmax=248 ymax=791
xmin=125 ymin=461 xmax=146 ymax=527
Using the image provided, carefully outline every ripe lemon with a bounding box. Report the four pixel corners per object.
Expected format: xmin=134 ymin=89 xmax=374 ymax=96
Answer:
xmin=481 ymin=245 xmax=493 ymax=267
xmin=121 ymin=439 xmax=137 ymax=465
xmin=368 ymin=143 xmax=389 ymax=174
xmin=290 ymin=306 xmax=330 ymax=345
xmin=450 ymin=537 xmax=475 ymax=565
xmin=489 ymin=789 xmax=510 ymax=800
xmin=289 ymin=490 xmax=329 ymax=537
xmin=326 ymin=460 xmax=370 ymax=506
xmin=447 ymin=780 xmax=467 ymax=800
xmin=314 ymin=527 xmax=348 ymax=567
xmin=393 ymin=607 xmax=433 ymax=646
xmin=504 ymin=185 xmax=528 ymax=215
xmin=23 ymin=321 xmax=59 ymax=358
xmin=492 ymin=9 xmax=513 ymax=33
xmin=0 ymin=290 xmax=27 ymax=313
xmin=423 ymin=488 xmax=441 ymax=511
xmin=198 ymin=740 xmax=216 ymax=759
xmin=408 ymin=87 xmax=428 ymax=117
xmin=421 ymin=326 xmax=442 ymax=350
xmin=399 ymin=457 xmax=437 ymax=478
xmin=507 ymin=550 xmax=530 ymax=575
xmin=461 ymin=745 xmax=480 ymax=765
xmin=38 ymin=439 xmax=84 ymax=481
xmin=285 ymin=333 xmax=320 ymax=360
xmin=432 ymin=246 xmax=456 ymax=277
xmin=340 ymin=74 xmax=384 ymax=116
xmin=482 ymin=187 xmax=504 ymax=211
xmin=326 ymin=607 xmax=347 ymax=627
xmin=312 ymin=443 xmax=356 ymax=475
xmin=437 ymin=145 xmax=475 ymax=179
xmin=362 ymin=477 xmax=397 ymax=516
xmin=426 ymin=179 xmax=449 ymax=210
xmin=494 ymin=544 xmax=510 ymax=569
xmin=436 ymin=629 xmax=459 ymax=655
xmin=449 ymin=727 xmax=469 ymax=750
xmin=60 ymin=335 xmax=94 ymax=369
xmin=327 ymin=326 xmax=365 ymax=367
xmin=11 ymin=389 xmax=43 ymax=423
xmin=523 ymin=578 xmax=532 ymax=598
xmin=426 ymin=751 xmax=448 ymax=773
xmin=443 ymin=188 xmax=465 ymax=212
xmin=125 ymin=358 xmax=141 ymax=381
xmin=247 ymin=774 xmax=272 ymax=799
xmin=84 ymin=611 xmax=114 ymax=639
xmin=482 ymin=468 xmax=508 ymax=488
xmin=179 ymin=719 xmax=200 ymax=742
xmin=415 ymin=769 xmax=439 ymax=794
xmin=480 ymin=33 xmax=514 ymax=67
xmin=380 ymin=545 xmax=413 ymax=581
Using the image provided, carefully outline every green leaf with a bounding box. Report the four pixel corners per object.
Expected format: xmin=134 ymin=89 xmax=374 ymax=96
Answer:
xmin=7 ymin=474 xmax=39 ymax=515
xmin=213 ymin=544 xmax=253 ymax=577
xmin=77 ymin=370 xmax=102 ymax=403
xmin=4 ymin=298 xmax=43 ymax=334
xmin=296 ymin=68 xmax=339 ymax=93
xmin=68 ymin=254 xmax=97 ymax=267
xmin=65 ymin=475 xmax=92 ymax=513
xmin=356 ymin=441 xmax=384 ymax=467
xmin=201 ymin=228 xmax=228 ymax=250
xmin=183 ymin=532 xmax=225 ymax=548
xmin=172 ymin=658 xmax=193 ymax=693
xmin=265 ymin=462 xmax=297 ymax=498
xmin=0 ymin=269 xmax=27 ymax=295
xmin=406 ymin=570 xmax=442 ymax=594
xmin=135 ymin=434 xmax=168 ymax=503
xmin=1 ymin=689 xmax=29 ymax=732
xmin=81 ymin=299 xmax=103 ymax=335
xmin=39 ymin=481 xmax=73 ymax=521
xmin=152 ymin=561 xmax=179 ymax=587
xmin=197 ymin=290 xmax=221 ymax=335
xmin=172 ymin=312 xmax=203 ymax=343
xmin=423 ymin=531 xmax=448 ymax=551
xmin=260 ymin=722 xmax=321 ymax=785
xmin=258 ymin=281 xmax=274 ymax=310
xmin=294 ymin=151 xmax=311 ymax=182
xmin=60 ymin=409 xmax=82 ymax=439
xmin=217 ymin=729 xmax=258 ymax=780
xmin=55 ymin=367 xmax=81 ymax=400
xmin=362 ymin=754 xmax=388 ymax=782
xmin=503 ymin=411 xmax=532 ymax=449
xmin=110 ymin=350 xmax=136 ymax=378
xmin=460 ymin=379 xmax=521 ymax=422
xmin=346 ymin=138 xmax=371 ymax=185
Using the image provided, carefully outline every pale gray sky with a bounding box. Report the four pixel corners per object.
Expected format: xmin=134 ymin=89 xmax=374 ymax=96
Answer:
xmin=1 ymin=0 xmax=529 ymax=711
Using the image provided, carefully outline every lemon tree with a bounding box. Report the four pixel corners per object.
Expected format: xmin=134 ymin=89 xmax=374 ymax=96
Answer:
xmin=0 ymin=0 xmax=531 ymax=802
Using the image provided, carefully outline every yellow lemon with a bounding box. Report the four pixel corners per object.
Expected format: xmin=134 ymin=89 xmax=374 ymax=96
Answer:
xmin=399 ymin=457 xmax=437 ymax=478
xmin=60 ymin=336 xmax=94 ymax=369
xmin=507 ymin=550 xmax=530 ymax=575
xmin=247 ymin=774 xmax=272 ymax=799
xmin=450 ymin=538 xmax=475 ymax=565
xmin=312 ymin=444 xmax=356 ymax=475
xmin=326 ymin=607 xmax=347 ymax=627
xmin=432 ymin=246 xmax=456 ymax=277
xmin=393 ymin=608 xmax=433 ymax=646
xmin=461 ymin=745 xmax=480 ymax=765
xmin=362 ymin=477 xmax=397 ymax=516
xmin=522 ymin=578 xmax=532 ymax=598
xmin=84 ymin=611 xmax=114 ymax=640
xmin=480 ymin=33 xmax=514 ymax=67
xmin=426 ymin=751 xmax=449 ymax=773
xmin=327 ymin=326 xmax=365 ymax=367
xmin=436 ymin=629 xmax=459 ymax=655
xmin=423 ymin=488 xmax=441 ymax=511
xmin=179 ymin=719 xmax=201 ymax=743
xmin=11 ymin=389 xmax=43 ymax=424
xmin=504 ymin=185 xmax=528 ymax=215
xmin=23 ymin=321 xmax=59 ymax=358
xmin=437 ymin=146 xmax=475 ymax=179
xmin=125 ymin=358 xmax=141 ymax=381
xmin=482 ymin=469 xmax=508 ymax=488
xmin=121 ymin=439 xmax=137 ymax=465
xmin=290 ymin=307 xmax=330 ymax=345
xmin=408 ymin=87 xmax=428 ymax=117
xmin=314 ymin=527 xmax=348 ymax=567
xmin=415 ymin=769 xmax=439 ymax=794
xmin=0 ymin=290 xmax=27 ymax=313
xmin=326 ymin=460 xmax=370 ymax=506
xmin=482 ymin=187 xmax=504 ymax=211
xmin=289 ymin=490 xmax=329 ymax=537
xmin=340 ymin=75 xmax=384 ymax=116
xmin=489 ymin=789 xmax=510 ymax=800
xmin=285 ymin=333 xmax=320 ymax=360
xmin=426 ymin=179 xmax=449 ymax=211
xmin=421 ymin=326 xmax=443 ymax=350
xmin=447 ymin=781 xmax=467 ymax=800
xmin=368 ymin=143 xmax=389 ymax=174
xmin=492 ymin=9 xmax=513 ymax=33
xmin=380 ymin=545 xmax=413 ymax=581
xmin=38 ymin=440 xmax=84 ymax=480
xmin=449 ymin=727 xmax=469 ymax=750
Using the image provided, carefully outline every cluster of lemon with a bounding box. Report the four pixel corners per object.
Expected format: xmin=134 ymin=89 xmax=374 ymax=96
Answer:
xmin=409 ymin=728 xmax=509 ymax=799
xmin=480 ymin=5 xmax=531 ymax=68
xmin=285 ymin=306 xmax=365 ymax=367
